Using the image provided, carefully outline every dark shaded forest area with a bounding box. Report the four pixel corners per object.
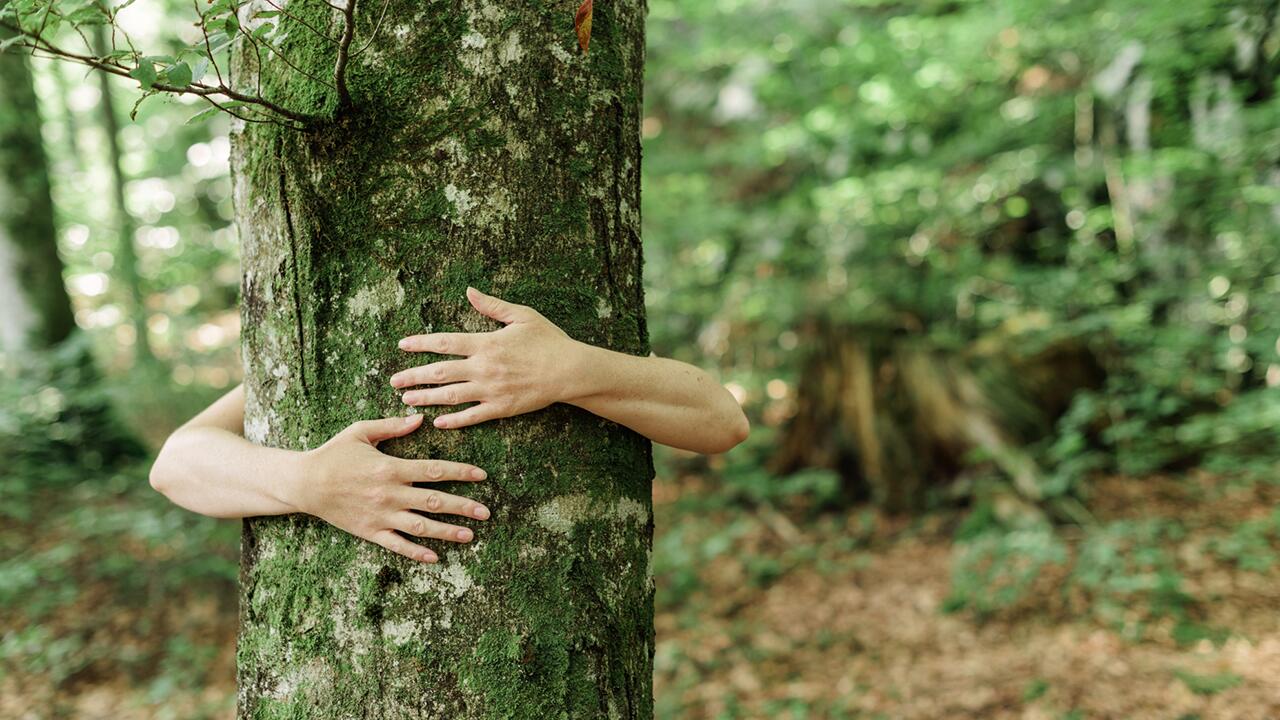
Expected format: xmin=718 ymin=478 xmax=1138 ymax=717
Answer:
xmin=3 ymin=0 xmax=1280 ymax=717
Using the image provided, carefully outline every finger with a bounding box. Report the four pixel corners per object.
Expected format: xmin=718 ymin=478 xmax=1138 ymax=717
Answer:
xmin=467 ymin=286 xmax=534 ymax=325
xmin=389 ymin=360 xmax=472 ymax=389
xmin=371 ymin=530 xmax=438 ymax=563
xmin=347 ymin=414 xmax=423 ymax=444
xmin=434 ymin=402 xmax=507 ymax=430
xmin=402 ymin=487 xmax=491 ymax=520
xmin=401 ymin=382 xmax=482 ymax=408
xmin=391 ymin=511 xmax=477 ymax=543
xmin=396 ymin=457 xmax=488 ymax=483
xmin=398 ymin=332 xmax=481 ymax=356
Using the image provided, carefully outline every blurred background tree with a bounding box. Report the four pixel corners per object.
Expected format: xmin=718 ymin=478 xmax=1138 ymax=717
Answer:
xmin=3 ymin=0 xmax=1280 ymax=717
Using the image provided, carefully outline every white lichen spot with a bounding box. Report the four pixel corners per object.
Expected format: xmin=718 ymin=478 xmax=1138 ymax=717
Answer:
xmin=596 ymin=296 xmax=613 ymax=319
xmin=444 ymin=183 xmax=477 ymax=216
xmin=549 ymin=42 xmax=574 ymax=64
xmin=382 ymin=618 xmax=418 ymax=646
xmin=518 ymin=544 xmax=548 ymax=562
xmin=348 ymin=274 xmax=406 ymax=318
xmin=407 ymin=556 xmax=476 ymax=601
xmin=438 ymin=561 xmax=474 ymax=598
xmin=499 ymin=31 xmax=525 ymax=65
xmin=506 ymin=135 xmax=530 ymax=161
xmin=244 ymin=414 xmax=270 ymax=444
xmin=267 ymin=661 xmax=329 ymax=701
xmin=461 ymin=31 xmax=488 ymax=49
xmin=482 ymin=187 xmax=516 ymax=223
xmin=436 ymin=137 xmax=470 ymax=165
xmin=535 ymin=494 xmax=648 ymax=536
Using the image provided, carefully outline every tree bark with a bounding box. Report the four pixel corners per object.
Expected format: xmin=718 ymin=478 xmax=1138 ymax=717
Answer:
xmin=0 ymin=33 xmax=76 ymax=353
xmin=230 ymin=0 xmax=652 ymax=717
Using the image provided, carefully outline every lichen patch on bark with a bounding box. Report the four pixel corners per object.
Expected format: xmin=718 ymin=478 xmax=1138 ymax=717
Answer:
xmin=535 ymin=493 xmax=648 ymax=537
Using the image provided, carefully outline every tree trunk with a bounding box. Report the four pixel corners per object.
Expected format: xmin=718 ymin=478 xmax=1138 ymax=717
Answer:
xmin=230 ymin=0 xmax=652 ymax=717
xmin=0 ymin=35 xmax=76 ymax=353
xmin=93 ymin=26 xmax=153 ymax=365
xmin=771 ymin=321 xmax=1104 ymax=514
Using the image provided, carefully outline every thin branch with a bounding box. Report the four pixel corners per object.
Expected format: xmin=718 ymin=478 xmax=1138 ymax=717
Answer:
xmin=333 ymin=0 xmax=356 ymax=109
xmin=29 ymin=0 xmax=54 ymax=56
xmin=238 ymin=12 xmax=336 ymax=90
xmin=260 ymin=0 xmax=339 ymax=46
xmin=2 ymin=20 xmax=317 ymax=124
xmin=351 ymin=0 xmax=390 ymax=58
xmin=228 ymin=0 xmax=264 ymax=99
xmin=200 ymin=94 xmax=302 ymax=130
xmin=195 ymin=0 xmax=226 ymax=88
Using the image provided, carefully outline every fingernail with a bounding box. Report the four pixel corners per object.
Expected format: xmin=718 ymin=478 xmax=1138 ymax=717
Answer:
xmin=474 ymin=506 xmax=490 ymax=520
xmin=434 ymin=416 xmax=449 ymax=428
xmin=405 ymin=415 xmax=418 ymax=425
xmin=402 ymin=393 xmax=416 ymax=405
xmin=457 ymin=528 xmax=473 ymax=542
xmin=398 ymin=338 xmax=411 ymax=350
xmin=390 ymin=374 xmax=404 ymax=387
xmin=422 ymin=551 xmax=438 ymax=563
xmin=471 ymin=468 xmax=487 ymax=480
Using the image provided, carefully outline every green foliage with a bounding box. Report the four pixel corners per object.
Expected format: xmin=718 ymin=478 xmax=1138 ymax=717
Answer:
xmin=945 ymin=523 xmax=1067 ymax=616
xmin=1206 ymin=507 xmax=1280 ymax=572
xmin=1174 ymin=669 xmax=1244 ymax=696
xmin=644 ymin=0 xmax=1280 ymax=499
xmin=0 ymin=334 xmax=144 ymax=519
xmin=641 ymin=0 xmax=1280 ymax=632
xmin=1071 ymin=519 xmax=1200 ymax=639
xmin=0 ymin=459 xmax=238 ymax=709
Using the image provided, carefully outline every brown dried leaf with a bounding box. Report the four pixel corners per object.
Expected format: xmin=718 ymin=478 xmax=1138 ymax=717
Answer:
xmin=574 ymin=0 xmax=593 ymax=54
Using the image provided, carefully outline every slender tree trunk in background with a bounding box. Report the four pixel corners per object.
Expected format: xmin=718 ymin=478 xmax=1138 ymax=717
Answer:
xmin=0 ymin=34 xmax=76 ymax=354
xmin=47 ymin=61 xmax=83 ymax=170
xmin=92 ymin=26 xmax=152 ymax=365
xmin=231 ymin=0 xmax=652 ymax=716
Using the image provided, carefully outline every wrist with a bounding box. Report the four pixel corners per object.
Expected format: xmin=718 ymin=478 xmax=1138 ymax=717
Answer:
xmin=274 ymin=449 xmax=313 ymax=514
xmin=559 ymin=338 xmax=608 ymax=406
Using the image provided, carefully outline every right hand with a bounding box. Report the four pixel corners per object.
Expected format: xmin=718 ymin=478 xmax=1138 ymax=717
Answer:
xmin=288 ymin=414 xmax=490 ymax=563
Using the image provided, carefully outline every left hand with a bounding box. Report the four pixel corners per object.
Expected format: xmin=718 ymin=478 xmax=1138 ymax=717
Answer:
xmin=391 ymin=287 xmax=580 ymax=429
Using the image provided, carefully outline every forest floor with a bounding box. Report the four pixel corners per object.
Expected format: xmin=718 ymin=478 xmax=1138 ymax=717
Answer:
xmin=3 ymin=471 xmax=1279 ymax=719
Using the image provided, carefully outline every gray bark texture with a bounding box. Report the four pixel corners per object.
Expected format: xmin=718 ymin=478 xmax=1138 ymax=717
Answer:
xmin=229 ymin=0 xmax=653 ymax=717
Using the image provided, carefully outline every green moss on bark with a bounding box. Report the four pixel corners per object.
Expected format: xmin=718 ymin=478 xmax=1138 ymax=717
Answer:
xmin=231 ymin=0 xmax=652 ymax=716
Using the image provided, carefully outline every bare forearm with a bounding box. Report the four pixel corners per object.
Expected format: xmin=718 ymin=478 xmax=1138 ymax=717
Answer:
xmin=564 ymin=343 xmax=749 ymax=454
xmin=150 ymin=426 xmax=303 ymax=519
xmin=394 ymin=288 xmax=749 ymax=453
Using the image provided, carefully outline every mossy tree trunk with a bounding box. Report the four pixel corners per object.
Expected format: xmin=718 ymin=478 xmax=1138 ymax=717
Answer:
xmin=230 ymin=0 xmax=652 ymax=717
xmin=0 ymin=31 xmax=76 ymax=354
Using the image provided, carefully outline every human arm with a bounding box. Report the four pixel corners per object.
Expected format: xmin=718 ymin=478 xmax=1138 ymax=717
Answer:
xmin=391 ymin=288 xmax=750 ymax=454
xmin=148 ymin=384 xmax=491 ymax=563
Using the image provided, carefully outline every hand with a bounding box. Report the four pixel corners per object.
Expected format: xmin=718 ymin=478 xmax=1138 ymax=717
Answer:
xmin=391 ymin=287 xmax=582 ymax=429
xmin=289 ymin=414 xmax=491 ymax=563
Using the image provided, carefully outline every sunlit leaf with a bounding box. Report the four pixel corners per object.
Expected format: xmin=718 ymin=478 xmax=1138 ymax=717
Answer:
xmin=165 ymin=61 xmax=192 ymax=87
xmin=129 ymin=61 xmax=156 ymax=89
xmin=191 ymin=57 xmax=210 ymax=83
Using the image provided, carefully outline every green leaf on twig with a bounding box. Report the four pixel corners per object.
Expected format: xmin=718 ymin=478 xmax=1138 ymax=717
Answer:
xmin=129 ymin=61 xmax=156 ymax=89
xmin=164 ymin=61 xmax=192 ymax=87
